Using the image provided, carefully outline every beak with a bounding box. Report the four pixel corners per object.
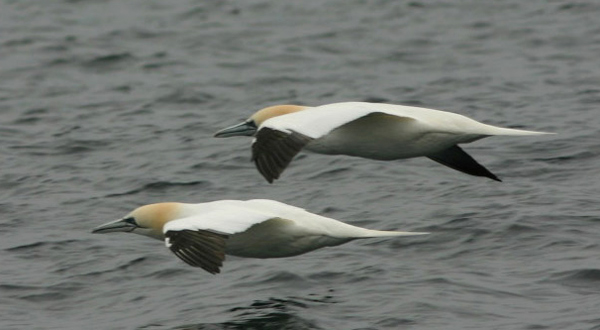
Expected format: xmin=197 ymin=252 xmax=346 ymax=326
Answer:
xmin=214 ymin=121 xmax=257 ymax=138
xmin=91 ymin=218 xmax=136 ymax=234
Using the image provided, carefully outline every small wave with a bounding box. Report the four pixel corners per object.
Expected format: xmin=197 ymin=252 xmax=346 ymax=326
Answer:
xmin=257 ymin=271 xmax=307 ymax=285
xmin=0 ymin=284 xmax=37 ymax=292
xmin=230 ymin=297 xmax=307 ymax=312
xmin=306 ymin=271 xmax=345 ymax=281
xmin=20 ymin=291 xmax=70 ymax=303
xmin=147 ymin=268 xmax=190 ymax=279
xmin=115 ymin=257 xmax=148 ymax=271
xmin=533 ymin=150 xmax=597 ymax=163
xmin=6 ymin=239 xmax=80 ymax=253
xmin=306 ymin=167 xmax=352 ymax=181
xmin=8 ymin=139 xmax=111 ymax=155
xmin=505 ymin=223 xmax=537 ymax=233
xmin=375 ymin=317 xmax=417 ymax=327
xmin=105 ymin=180 xmax=210 ymax=197
xmin=156 ymin=88 xmax=215 ymax=105
xmin=1 ymin=281 xmax=85 ymax=303
xmin=552 ymin=268 xmax=600 ymax=286
xmin=84 ymin=52 xmax=135 ymax=70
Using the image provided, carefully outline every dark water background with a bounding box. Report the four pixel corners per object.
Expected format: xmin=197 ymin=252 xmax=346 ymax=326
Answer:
xmin=1 ymin=1 xmax=599 ymax=329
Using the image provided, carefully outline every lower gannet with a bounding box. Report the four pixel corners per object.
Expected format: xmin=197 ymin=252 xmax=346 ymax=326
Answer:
xmin=214 ymin=102 xmax=551 ymax=183
xmin=91 ymin=199 xmax=427 ymax=274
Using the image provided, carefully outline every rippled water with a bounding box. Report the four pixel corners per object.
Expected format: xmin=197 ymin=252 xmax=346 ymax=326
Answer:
xmin=1 ymin=1 xmax=599 ymax=329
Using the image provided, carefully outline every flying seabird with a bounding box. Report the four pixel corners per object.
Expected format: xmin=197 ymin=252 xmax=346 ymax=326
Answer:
xmin=214 ymin=102 xmax=551 ymax=183
xmin=91 ymin=199 xmax=427 ymax=274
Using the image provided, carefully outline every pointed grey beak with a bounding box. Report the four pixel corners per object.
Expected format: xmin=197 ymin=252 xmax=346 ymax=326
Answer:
xmin=91 ymin=218 xmax=137 ymax=234
xmin=214 ymin=121 xmax=257 ymax=138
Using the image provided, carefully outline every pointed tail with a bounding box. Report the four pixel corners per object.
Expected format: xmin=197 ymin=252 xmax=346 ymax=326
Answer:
xmin=359 ymin=229 xmax=429 ymax=238
xmin=476 ymin=123 xmax=554 ymax=136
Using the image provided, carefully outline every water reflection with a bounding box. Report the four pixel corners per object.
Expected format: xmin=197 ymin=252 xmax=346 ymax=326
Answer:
xmin=173 ymin=295 xmax=335 ymax=330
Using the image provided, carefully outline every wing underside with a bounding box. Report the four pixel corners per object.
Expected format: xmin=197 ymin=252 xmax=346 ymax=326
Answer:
xmin=251 ymin=127 xmax=314 ymax=183
xmin=165 ymin=229 xmax=228 ymax=274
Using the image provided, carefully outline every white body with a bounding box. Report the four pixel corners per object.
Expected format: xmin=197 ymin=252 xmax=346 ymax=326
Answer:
xmin=262 ymin=102 xmax=545 ymax=160
xmin=161 ymin=199 xmax=423 ymax=258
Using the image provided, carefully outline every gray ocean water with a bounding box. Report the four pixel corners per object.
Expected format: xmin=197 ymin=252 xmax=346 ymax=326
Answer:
xmin=1 ymin=1 xmax=599 ymax=329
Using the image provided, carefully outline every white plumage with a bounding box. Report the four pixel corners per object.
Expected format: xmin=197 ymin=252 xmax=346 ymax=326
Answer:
xmin=214 ymin=102 xmax=551 ymax=183
xmin=91 ymin=199 xmax=427 ymax=274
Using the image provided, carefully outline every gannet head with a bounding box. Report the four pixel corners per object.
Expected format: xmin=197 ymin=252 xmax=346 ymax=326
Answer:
xmin=214 ymin=104 xmax=307 ymax=138
xmin=91 ymin=203 xmax=180 ymax=240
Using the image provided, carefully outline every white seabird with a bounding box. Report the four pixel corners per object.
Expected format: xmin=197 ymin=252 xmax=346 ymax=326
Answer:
xmin=214 ymin=102 xmax=551 ymax=183
xmin=91 ymin=199 xmax=427 ymax=274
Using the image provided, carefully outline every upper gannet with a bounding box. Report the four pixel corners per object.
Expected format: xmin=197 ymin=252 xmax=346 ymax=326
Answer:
xmin=91 ymin=199 xmax=427 ymax=274
xmin=214 ymin=102 xmax=551 ymax=183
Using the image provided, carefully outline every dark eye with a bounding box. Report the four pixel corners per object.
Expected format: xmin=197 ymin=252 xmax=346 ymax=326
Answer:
xmin=247 ymin=120 xmax=257 ymax=128
xmin=123 ymin=217 xmax=137 ymax=225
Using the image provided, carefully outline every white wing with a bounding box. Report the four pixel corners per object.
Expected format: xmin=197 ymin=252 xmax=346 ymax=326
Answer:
xmin=164 ymin=207 xmax=275 ymax=236
xmin=261 ymin=102 xmax=393 ymax=139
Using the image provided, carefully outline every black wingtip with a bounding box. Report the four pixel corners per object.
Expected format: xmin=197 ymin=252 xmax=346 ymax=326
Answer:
xmin=266 ymin=176 xmax=274 ymax=184
xmin=251 ymin=128 xmax=313 ymax=184
xmin=165 ymin=230 xmax=228 ymax=275
xmin=250 ymin=157 xmax=275 ymax=183
xmin=474 ymin=164 xmax=502 ymax=182
xmin=489 ymin=173 xmax=502 ymax=182
xmin=427 ymin=145 xmax=503 ymax=182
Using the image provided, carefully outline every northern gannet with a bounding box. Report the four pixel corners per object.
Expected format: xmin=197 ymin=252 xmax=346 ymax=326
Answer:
xmin=91 ymin=199 xmax=427 ymax=274
xmin=214 ymin=102 xmax=550 ymax=183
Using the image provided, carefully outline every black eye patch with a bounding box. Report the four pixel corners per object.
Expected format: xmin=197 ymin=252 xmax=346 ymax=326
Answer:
xmin=123 ymin=217 xmax=137 ymax=225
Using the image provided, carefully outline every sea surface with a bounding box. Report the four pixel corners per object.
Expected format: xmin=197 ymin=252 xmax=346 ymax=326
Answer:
xmin=1 ymin=1 xmax=599 ymax=329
